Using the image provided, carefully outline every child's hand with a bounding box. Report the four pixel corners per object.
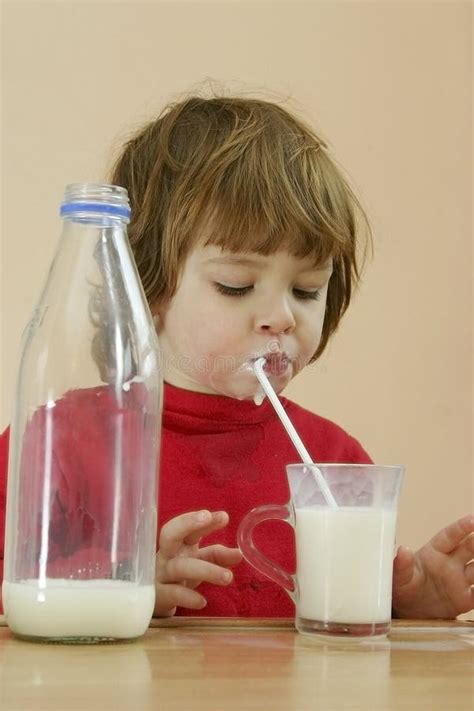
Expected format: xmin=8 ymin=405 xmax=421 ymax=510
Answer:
xmin=392 ymin=514 xmax=474 ymax=619
xmin=153 ymin=510 xmax=242 ymax=617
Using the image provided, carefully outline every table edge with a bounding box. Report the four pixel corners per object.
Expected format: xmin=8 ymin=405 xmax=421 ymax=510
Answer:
xmin=1 ymin=614 xmax=472 ymax=629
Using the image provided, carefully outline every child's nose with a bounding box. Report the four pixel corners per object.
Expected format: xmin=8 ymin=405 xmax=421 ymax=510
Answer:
xmin=254 ymin=299 xmax=296 ymax=335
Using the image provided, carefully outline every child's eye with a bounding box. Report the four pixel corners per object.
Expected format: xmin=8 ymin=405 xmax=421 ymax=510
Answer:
xmin=215 ymin=283 xmax=253 ymax=297
xmin=293 ymin=288 xmax=321 ymax=301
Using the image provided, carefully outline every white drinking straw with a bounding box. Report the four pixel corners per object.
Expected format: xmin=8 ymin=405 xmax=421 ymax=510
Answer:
xmin=254 ymin=357 xmax=338 ymax=509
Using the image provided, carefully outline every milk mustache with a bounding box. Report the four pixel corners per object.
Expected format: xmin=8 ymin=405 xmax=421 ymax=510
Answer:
xmin=3 ymin=579 xmax=155 ymax=639
xmin=295 ymin=507 xmax=397 ymax=623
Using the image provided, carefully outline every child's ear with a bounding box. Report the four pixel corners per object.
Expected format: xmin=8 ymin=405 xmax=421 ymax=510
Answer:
xmin=150 ymin=304 xmax=162 ymax=332
xmin=151 ymin=297 xmax=171 ymax=333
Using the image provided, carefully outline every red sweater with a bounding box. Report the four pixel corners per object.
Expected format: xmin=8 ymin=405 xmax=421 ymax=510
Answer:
xmin=0 ymin=383 xmax=371 ymax=616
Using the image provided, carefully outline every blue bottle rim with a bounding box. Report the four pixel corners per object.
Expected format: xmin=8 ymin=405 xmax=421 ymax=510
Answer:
xmin=60 ymin=202 xmax=131 ymax=219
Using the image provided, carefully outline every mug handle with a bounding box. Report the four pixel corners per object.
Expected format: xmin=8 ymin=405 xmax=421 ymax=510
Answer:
xmin=237 ymin=503 xmax=296 ymax=603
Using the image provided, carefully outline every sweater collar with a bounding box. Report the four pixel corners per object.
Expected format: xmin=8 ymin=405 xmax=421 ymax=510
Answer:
xmin=163 ymin=381 xmax=286 ymax=429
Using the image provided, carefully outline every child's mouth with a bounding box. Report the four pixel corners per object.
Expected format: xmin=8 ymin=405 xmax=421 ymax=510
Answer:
xmin=262 ymin=353 xmax=290 ymax=377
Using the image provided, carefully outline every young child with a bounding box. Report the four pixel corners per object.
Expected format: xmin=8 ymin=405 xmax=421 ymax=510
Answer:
xmin=0 ymin=95 xmax=472 ymax=619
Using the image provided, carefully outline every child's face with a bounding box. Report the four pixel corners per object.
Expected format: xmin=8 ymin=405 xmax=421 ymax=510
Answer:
xmin=154 ymin=244 xmax=332 ymax=400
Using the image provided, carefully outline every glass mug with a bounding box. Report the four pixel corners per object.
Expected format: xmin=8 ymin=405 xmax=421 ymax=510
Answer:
xmin=238 ymin=464 xmax=404 ymax=638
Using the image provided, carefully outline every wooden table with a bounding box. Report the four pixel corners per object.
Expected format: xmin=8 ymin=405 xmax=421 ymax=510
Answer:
xmin=0 ymin=616 xmax=472 ymax=711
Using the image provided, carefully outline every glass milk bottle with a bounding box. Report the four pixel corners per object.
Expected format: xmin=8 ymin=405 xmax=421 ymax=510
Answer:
xmin=2 ymin=184 xmax=162 ymax=643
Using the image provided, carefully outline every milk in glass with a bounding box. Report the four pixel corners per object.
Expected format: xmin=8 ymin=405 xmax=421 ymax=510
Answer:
xmin=295 ymin=506 xmax=397 ymax=624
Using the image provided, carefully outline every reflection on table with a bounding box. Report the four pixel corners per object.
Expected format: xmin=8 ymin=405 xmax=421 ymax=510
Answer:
xmin=0 ymin=617 xmax=472 ymax=711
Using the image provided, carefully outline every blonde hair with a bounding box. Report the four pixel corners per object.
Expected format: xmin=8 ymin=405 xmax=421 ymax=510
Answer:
xmin=109 ymin=95 xmax=371 ymax=360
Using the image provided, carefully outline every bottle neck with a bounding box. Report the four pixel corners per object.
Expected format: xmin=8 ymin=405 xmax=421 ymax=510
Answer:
xmin=60 ymin=184 xmax=131 ymax=224
xmin=61 ymin=215 xmax=129 ymax=230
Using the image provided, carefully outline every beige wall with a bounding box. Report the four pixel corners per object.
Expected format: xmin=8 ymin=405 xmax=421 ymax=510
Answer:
xmin=1 ymin=1 xmax=472 ymax=554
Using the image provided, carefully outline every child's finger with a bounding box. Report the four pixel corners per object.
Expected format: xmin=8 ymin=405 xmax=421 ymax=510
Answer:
xmin=452 ymin=533 xmax=474 ymax=565
xmin=154 ymin=583 xmax=207 ymax=617
xmin=183 ymin=511 xmax=230 ymax=546
xmin=159 ymin=510 xmax=214 ymax=558
xmin=451 ymin=576 xmax=474 ymax=613
xmin=465 ymin=560 xmax=474 ymax=586
xmin=392 ymin=546 xmax=416 ymax=587
xmin=429 ymin=515 xmax=474 ymax=555
xmin=164 ymin=556 xmax=234 ymax=587
xmin=197 ymin=544 xmax=243 ymax=568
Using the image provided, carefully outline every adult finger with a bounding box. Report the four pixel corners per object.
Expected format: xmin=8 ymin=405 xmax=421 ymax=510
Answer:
xmin=153 ymin=583 xmax=207 ymax=617
xmin=429 ymin=515 xmax=474 ymax=555
xmin=163 ymin=556 xmax=234 ymax=587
